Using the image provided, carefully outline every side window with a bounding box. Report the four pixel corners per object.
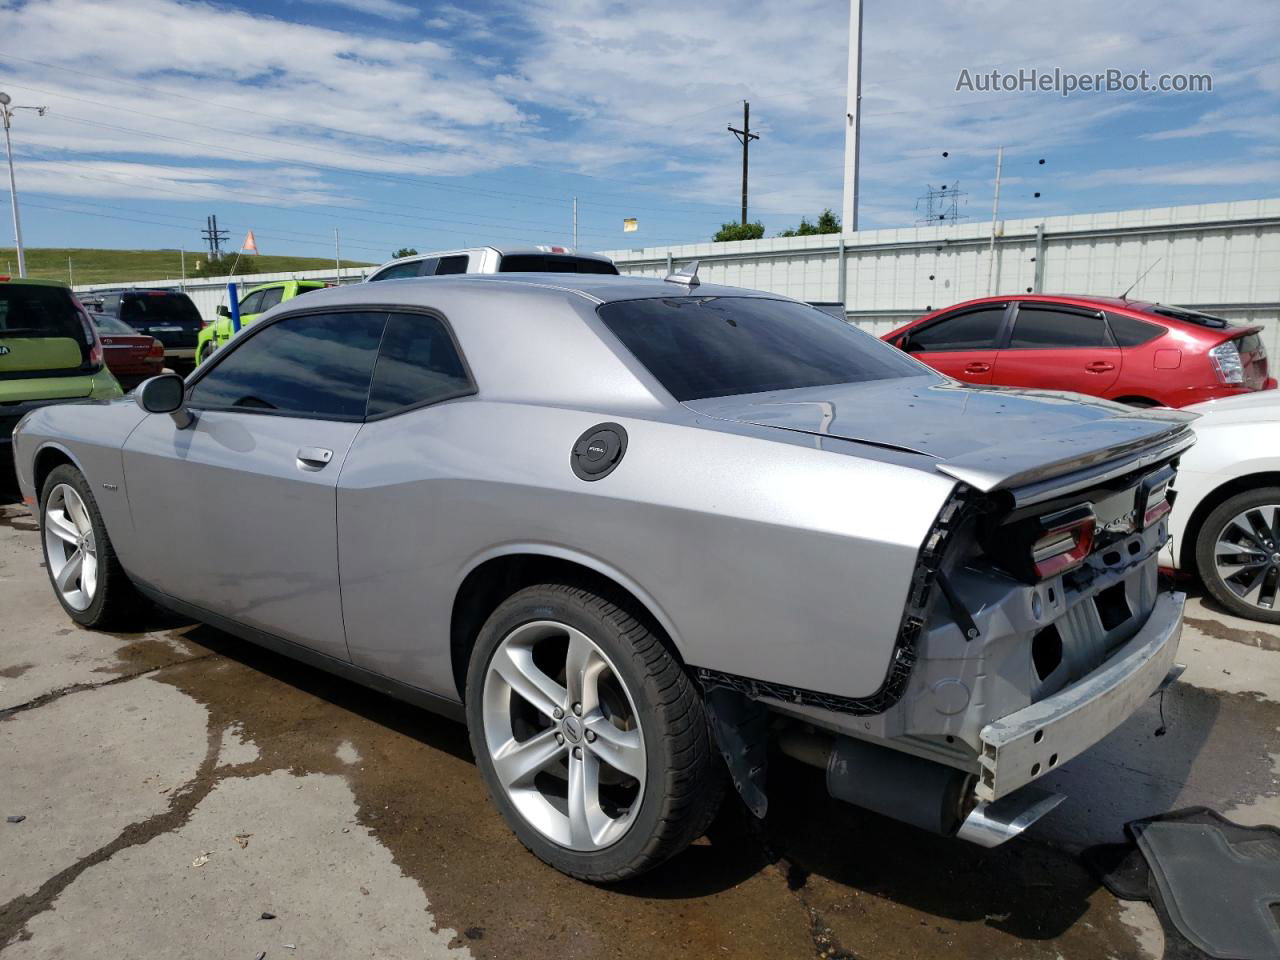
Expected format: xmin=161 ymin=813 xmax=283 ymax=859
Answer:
xmin=1009 ymin=307 xmax=1110 ymax=349
xmin=257 ymin=287 xmax=285 ymax=311
xmin=238 ymin=290 xmax=266 ymax=315
xmin=371 ymin=261 xmax=424 ymax=282
xmin=190 ymin=311 xmax=387 ymax=419
xmin=415 ymin=257 xmax=440 ymax=276
xmin=119 ymin=297 xmax=144 ymax=325
xmin=1107 ymin=313 xmax=1164 ymax=347
xmin=102 ymin=294 xmax=120 ymax=315
xmin=367 ymin=312 xmax=474 ymax=417
xmin=908 ymin=306 xmax=1006 ymax=352
xmin=434 ymin=255 xmax=469 ymax=275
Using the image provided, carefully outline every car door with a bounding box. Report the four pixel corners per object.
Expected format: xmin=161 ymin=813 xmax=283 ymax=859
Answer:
xmin=992 ymin=302 xmax=1122 ymax=396
xmin=897 ymin=302 xmax=1009 ymax=383
xmin=121 ymin=309 xmax=389 ymax=660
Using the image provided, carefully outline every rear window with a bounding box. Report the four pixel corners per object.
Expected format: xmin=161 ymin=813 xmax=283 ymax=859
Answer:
xmin=0 ymin=284 xmax=93 ymax=372
xmin=499 ymin=255 xmax=618 ymax=275
xmin=91 ymin=313 xmax=140 ymax=336
xmin=597 ymin=296 xmax=922 ymax=401
xmin=120 ymin=292 xmax=202 ymax=327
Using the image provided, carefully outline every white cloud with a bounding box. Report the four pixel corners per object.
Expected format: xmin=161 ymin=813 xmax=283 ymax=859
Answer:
xmin=293 ymin=0 xmax=419 ymax=21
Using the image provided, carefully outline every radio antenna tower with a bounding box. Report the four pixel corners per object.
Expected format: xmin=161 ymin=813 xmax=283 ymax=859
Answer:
xmin=915 ymin=182 xmax=967 ymax=225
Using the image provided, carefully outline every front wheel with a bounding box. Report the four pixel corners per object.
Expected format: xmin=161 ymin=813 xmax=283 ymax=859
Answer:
xmin=466 ymin=583 xmax=722 ymax=882
xmin=1195 ymin=486 xmax=1280 ymax=623
xmin=40 ymin=464 xmax=144 ymax=629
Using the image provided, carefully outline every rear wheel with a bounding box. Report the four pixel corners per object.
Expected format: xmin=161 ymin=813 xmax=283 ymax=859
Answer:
xmin=466 ymin=583 xmax=722 ymax=882
xmin=40 ymin=464 xmax=145 ymax=629
xmin=1195 ymin=486 xmax=1280 ymax=623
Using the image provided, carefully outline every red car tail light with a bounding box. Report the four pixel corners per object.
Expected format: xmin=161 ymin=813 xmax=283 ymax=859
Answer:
xmin=1032 ymin=505 xmax=1096 ymax=579
xmin=146 ymin=339 xmax=165 ymax=364
xmin=1138 ymin=466 xmax=1175 ymax=530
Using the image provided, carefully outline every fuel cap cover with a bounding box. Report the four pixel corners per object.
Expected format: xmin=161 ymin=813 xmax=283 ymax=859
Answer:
xmin=571 ymin=422 xmax=628 ymax=481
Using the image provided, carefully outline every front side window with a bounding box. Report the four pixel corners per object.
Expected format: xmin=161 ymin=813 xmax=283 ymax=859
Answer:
xmin=371 ymin=261 xmax=424 ymax=282
xmin=1009 ymin=307 xmax=1110 ymax=349
xmin=908 ymin=306 xmax=1006 ymax=352
xmin=597 ymin=296 xmax=922 ymax=402
xmin=237 ymin=290 xmax=266 ymax=316
xmin=257 ymin=287 xmax=285 ymax=311
xmin=367 ymin=312 xmax=473 ymax=417
xmin=190 ymin=311 xmax=386 ymax=419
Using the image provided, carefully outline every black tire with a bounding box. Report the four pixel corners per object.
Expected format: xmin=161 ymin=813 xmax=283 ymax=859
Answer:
xmin=465 ymin=583 xmax=723 ymax=882
xmin=1195 ymin=485 xmax=1280 ymax=624
xmin=39 ymin=464 xmax=146 ymax=629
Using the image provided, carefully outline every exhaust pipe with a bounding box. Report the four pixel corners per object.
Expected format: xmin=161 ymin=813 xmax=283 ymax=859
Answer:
xmin=779 ymin=728 xmax=1063 ymax=846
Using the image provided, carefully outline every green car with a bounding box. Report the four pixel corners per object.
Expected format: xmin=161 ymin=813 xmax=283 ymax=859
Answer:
xmin=196 ymin=279 xmax=328 ymax=364
xmin=2 ymin=277 xmax=122 ymax=465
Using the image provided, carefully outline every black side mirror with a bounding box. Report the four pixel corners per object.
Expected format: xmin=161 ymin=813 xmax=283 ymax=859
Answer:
xmin=216 ymin=304 xmax=231 ymax=319
xmin=135 ymin=374 xmax=193 ymax=428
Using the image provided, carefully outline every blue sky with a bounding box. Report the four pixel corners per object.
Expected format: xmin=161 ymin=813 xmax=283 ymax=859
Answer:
xmin=0 ymin=0 xmax=1277 ymax=263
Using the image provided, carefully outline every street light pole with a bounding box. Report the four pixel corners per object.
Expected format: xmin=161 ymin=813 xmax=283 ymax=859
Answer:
xmin=0 ymin=93 xmax=45 ymax=279
xmin=1 ymin=94 xmax=27 ymax=278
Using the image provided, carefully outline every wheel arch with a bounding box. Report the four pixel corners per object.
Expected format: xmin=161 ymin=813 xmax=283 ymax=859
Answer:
xmin=449 ymin=545 xmax=685 ymax=702
xmin=32 ymin=442 xmax=86 ymax=499
xmin=1180 ymin=471 xmax=1280 ymax=572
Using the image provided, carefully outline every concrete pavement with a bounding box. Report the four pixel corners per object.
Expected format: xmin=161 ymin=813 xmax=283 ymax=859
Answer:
xmin=2 ymin=495 xmax=1278 ymax=959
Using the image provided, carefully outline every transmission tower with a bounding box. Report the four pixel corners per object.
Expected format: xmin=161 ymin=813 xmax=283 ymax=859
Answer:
xmin=915 ymin=182 xmax=967 ymax=225
xmin=202 ymin=214 xmax=229 ymax=261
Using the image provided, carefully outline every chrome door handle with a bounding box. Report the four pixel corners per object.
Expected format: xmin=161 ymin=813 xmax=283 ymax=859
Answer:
xmin=964 ymin=362 xmax=991 ymax=374
xmin=296 ymin=446 xmax=334 ymax=469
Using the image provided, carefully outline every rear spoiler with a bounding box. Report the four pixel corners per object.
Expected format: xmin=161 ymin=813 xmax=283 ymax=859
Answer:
xmin=938 ymin=413 xmax=1196 ymax=507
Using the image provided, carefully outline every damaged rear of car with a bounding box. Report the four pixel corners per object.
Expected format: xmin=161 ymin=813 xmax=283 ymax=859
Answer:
xmin=601 ymin=291 xmax=1192 ymax=846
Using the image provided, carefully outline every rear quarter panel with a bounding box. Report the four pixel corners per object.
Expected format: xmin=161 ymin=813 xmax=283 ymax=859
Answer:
xmin=336 ymin=399 xmax=956 ymax=702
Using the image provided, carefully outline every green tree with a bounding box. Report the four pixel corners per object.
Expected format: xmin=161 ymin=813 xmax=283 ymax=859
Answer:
xmin=777 ymin=208 xmax=841 ymax=237
xmin=392 ymin=247 xmax=419 ymax=258
xmin=713 ymin=221 xmax=765 ymax=242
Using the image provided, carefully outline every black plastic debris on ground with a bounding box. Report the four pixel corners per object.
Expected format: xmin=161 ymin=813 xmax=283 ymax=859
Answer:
xmin=1082 ymin=806 xmax=1280 ymax=960
xmin=5 ymin=815 xmax=25 ymax=823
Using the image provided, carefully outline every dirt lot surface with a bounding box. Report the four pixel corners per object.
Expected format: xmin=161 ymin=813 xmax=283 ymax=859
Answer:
xmin=2 ymin=494 xmax=1278 ymax=959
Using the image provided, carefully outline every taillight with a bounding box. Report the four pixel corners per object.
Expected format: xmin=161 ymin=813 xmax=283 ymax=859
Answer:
xmin=1138 ymin=466 xmax=1175 ymax=530
xmin=76 ymin=303 xmax=104 ymax=368
xmin=1032 ymin=505 xmax=1096 ymax=579
xmin=146 ymin=339 xmax=165 ymax=363
xmin=1209 ymin=340 xmax=1244 ymax=384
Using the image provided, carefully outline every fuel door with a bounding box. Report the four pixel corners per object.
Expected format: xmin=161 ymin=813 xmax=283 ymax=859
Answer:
xmin=571 ymin=422 xmax=628 ymax=481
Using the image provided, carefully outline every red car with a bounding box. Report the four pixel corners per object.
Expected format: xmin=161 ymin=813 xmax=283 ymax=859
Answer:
xmin=85 ymin=308 xmax=165 ymax=390
xmin=883 ymin=294 xmax=1273 ymax=408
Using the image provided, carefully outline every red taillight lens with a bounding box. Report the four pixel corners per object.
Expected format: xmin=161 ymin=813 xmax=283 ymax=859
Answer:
xmin=1032 ymin=506 xmax=1096 ymax=579
xmin=1140 ymin=470 xmax=1174 ymax=529
xmin=146 ymin=339 xmax=165 ymax=363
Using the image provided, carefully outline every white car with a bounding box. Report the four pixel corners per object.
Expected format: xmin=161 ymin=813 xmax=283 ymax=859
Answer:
xmin=365 ymin=245 xmax=617 ymax=282
xmin=1166 ymin=390 xmax=1280 ymax=622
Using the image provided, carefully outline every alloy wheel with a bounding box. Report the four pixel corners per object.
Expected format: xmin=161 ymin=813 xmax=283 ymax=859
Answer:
xmin=481 ymin=620 xmax=647 ymax=852
xmin=43 ymin=483 xmax=99 ymax=612
xmin=1213 ymin=504 xmax=1280 ymax=611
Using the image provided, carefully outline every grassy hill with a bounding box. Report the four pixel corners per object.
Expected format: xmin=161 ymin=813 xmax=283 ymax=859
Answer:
xmin=0 ymin=248 xmax=374 ymax=286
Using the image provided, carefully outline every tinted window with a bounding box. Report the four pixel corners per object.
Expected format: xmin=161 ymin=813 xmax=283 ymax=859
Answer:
xmin=258 ymin=286 xmax=285 ymax=311
xmin=1010 ymin=307 xmax=1110 ymax=348
xmin=0 ymin=284 xmax=92 ymax=366
xmin=371 ymin=261 xmax=424 ymax=282
xmin=119 ymin=292 xmax=201 ymax=326
xmin=597 ymin=297 xmax=922 ymax=402
xmin=498 ymin=255 xmax=618 ymax=275
xmin=367 ymin=313 xmax=473 ymax=417
xmin=91 ymin=313 xmax=140 ymax=336
xmin=1107 ymin=313 xmax=1164 ymax=347
xmin=909 ymin=306 xmax=1006 ymax=351
xmin=435 ymin=255 xmax=469 ymax=275
xmin=190 ymin=311 xmax=386 ymax=419
xmin=237 ymin=290 xmax=266 ymax=315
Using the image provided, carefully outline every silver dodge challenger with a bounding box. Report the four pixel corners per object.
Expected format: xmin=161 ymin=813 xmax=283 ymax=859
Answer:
xmin=12 ymin=271 xmax=1192 ymax=881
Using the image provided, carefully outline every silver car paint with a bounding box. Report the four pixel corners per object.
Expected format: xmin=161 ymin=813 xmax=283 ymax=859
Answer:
xmin=12 ymin=274 xmax=1191 ymax=775
xmin=122 ymin=409 xmax=360 ymax=660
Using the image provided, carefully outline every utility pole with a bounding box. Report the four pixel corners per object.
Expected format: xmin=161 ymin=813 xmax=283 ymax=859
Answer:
xmin=986 ymin=146 xmax=1004 ymax=295
xmin=179 ymin=246 xmax=186 ymax=292
xmin=67 ymin=256 xmax=72 ymax=287
xmin=572 ymin=197 xmax=578 ymax=248
xmin=727 ymin=101 xmax=759 ymax=225
xmin=841 ymin=0 xmax=864 ymax=233
xmin=1 ymin=92 xmax=46 ymax=278
xmin=334 ymin=227 xmax=341 ymax=282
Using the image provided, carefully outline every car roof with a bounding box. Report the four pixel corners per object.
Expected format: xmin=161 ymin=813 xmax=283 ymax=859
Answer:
xmin=325 ymin=272 xmax=789 ymax=306
xmin=1 ymin=277 xmax=70 ymax=288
